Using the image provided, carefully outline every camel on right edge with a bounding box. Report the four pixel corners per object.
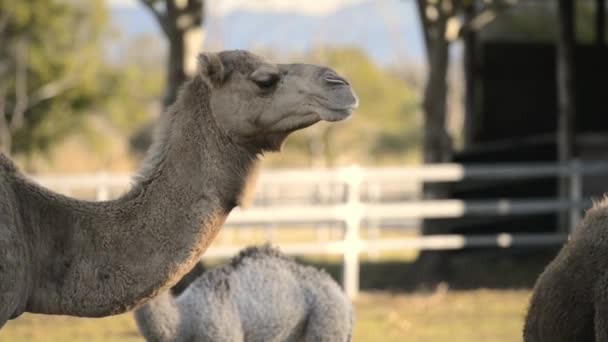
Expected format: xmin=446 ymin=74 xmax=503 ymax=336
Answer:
xmin=524 ymin=198 xmax=608 ymax=341
xmin=134 ymin=245 xmax=353 ymax=342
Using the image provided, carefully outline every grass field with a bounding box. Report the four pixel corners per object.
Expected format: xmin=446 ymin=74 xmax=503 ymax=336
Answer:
xmin=0 ymin=226 xmax=546 ymax=341
xmin=1 ymin=289 xmax=532 ymax=342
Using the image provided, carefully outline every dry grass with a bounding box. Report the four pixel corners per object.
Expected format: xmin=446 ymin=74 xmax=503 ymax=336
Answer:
xmin=355 ymin=289 xmax=530 ymax=342
xmin=1 ymin=289 xmax=531 ymax=342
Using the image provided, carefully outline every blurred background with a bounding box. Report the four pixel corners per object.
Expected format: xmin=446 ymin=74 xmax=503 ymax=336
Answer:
xmin=1 ymin=0 xmax=607 ymax=341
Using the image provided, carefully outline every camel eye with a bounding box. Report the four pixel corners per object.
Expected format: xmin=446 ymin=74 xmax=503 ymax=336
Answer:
xmin=249 ymin=67 xmax=280 ymax=89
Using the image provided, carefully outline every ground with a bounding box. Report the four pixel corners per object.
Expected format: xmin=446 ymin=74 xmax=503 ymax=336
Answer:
xmin=1 ymin=289 xmax=531 ymax=342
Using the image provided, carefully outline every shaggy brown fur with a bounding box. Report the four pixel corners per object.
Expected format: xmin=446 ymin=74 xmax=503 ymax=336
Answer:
xmin=524 ymin=198 xmax=608 ymax=341
xmin=0 ymin=50 xmax=358 ymax=328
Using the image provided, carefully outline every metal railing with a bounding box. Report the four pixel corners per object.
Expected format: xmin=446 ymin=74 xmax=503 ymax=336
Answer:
xmin=32 ymin=160 xmax=608 ymax=298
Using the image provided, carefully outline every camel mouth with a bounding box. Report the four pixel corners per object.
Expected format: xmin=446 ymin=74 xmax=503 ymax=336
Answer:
xmin=319 ymin=95 xmax=358 ymax=122
xmin=318 ymin=83 xmax=358 ymax=122
xmin=320 ymin=108 xmax=354 ymax=122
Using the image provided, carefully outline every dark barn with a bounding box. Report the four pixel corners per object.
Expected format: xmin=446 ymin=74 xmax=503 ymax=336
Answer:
xmin=450 ymin=43 xmax=608 ymax=235
xmin=420 ymin=1 xmax=608 ymax=284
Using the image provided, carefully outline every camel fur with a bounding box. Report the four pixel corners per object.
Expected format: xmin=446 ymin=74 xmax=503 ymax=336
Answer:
xmin=0 ymin=50 xmax=358 ymax=328
xmin=524 ymin=198 xmax=608 ymax=341
xmin=134 ymin=245 xmax=354 ymax=342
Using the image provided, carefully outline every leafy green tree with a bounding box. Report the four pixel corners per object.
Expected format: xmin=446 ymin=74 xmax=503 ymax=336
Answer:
xmin=0 ymin=0 xmax=110 ymax=158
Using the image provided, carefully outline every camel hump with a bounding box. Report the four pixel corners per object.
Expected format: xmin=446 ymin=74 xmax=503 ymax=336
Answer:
xmin=229 ymin=244 xmax=290 ymax=268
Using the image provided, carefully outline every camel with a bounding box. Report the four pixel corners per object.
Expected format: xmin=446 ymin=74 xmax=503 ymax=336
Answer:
xmin=134 ymin=245 xmax=354 ymax=342
xmin=0 ymin=50 xmax=358 ymax=329
xmin=523 ymin=199 xmax=608 ymax=341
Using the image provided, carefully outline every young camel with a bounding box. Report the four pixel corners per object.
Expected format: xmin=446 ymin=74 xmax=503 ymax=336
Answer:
xmin=524 ymin=199 xmax=608 ymax=341
xmin=0 ymin=50 xmax=358 ymax=328
xmin=134 ymin=245 xmax=353 ymax=342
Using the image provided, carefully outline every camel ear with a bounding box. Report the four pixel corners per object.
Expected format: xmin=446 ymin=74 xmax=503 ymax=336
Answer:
xmin=198 ymin=52 xmax=225 ymax=86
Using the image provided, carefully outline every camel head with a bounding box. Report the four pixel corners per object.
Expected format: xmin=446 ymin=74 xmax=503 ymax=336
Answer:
xmin=198 ymin=50 xmax=358 ymax=152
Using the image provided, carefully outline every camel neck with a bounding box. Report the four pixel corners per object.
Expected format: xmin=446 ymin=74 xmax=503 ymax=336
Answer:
xmin=19 ymin=77 xmax=258 ymax=317
xmin=133 ymin=79 xmax=256 ymax=211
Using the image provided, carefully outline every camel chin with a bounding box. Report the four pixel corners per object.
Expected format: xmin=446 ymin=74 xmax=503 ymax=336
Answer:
xmin=320 ymin=108 xmax=355 ymax=122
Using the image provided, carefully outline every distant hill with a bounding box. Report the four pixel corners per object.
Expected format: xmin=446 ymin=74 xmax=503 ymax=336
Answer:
xmin=110 ymin=0 xmax=424 ymax=65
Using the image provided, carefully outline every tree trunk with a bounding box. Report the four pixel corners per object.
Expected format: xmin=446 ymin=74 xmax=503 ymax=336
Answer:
xmin=463 ymin=2 xmax=477 ymax=149
xmin=416 ymin=0 xmax=453 ymax=165
xmin=184 ymin=26 xmax=204 ymax=75
xmin=414 ymin=0 xmax=454 ymax=287
xmin=0 ymin=87 xmax=10 ymax=155
xmin=136 ymin=0 xmax=205 ymax=155
xmin=164 ymin=31 xmax=187 ymax=109
xmin=598 ymin=0 xmax=606 ymax=46
xmin=143 ymin=0 xmax=205 ymax=109
xmin=422 ymin=38 xmax=451 ymax=166
xmin=417 ymin=0 xmax=453 ymax=197
xmin=556 ymin=0 xmax=576 ymax=233
xmin=0 ymin=119 xmax=11 ymax=155
xmin=164 ymin=27 xmax=204 ymax=109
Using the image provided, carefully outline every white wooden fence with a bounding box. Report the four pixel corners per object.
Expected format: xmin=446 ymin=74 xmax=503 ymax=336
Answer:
xmin=33 ymin=160 xmax=608 ymax=298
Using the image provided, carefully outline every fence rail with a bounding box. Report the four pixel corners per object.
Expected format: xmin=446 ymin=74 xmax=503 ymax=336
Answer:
xmin=32 ymin=160 xmax=608 ymax=298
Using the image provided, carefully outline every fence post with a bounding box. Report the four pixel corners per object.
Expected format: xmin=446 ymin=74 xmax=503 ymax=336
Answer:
xmin=96 ymin=171 xmax=110 ymax=201
xmin=569 ymin=159 xmax=582 ymax=233
xmin=342 ymin=165 xmax=363 ymax=299
xmin=367 ymin=182 xmax=381 ymax=260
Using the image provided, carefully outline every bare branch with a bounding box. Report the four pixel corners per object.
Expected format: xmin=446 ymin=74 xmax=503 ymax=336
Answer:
xmin=416 ymin=0 xmax=433 ymax=57
xmin=140 ymin=0 xmax=170 ymax=34
xmin=417 ymin=0 xmax=451 ymax=59
xmin=26 ymin=77 xmax=77 ymax=110
xmin=459 ymin=0 xmax=517 ymax=34
xmin=183 ymin=0 xmax=203 ymax=28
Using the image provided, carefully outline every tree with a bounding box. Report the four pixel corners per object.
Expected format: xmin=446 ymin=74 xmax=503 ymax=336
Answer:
xmin=140 ymin=0 xmax=204 ymax=108
xmin=556 ymin=0 xmax=576 ymax=233
xmin=0 ymin=0 xmax=109 ymax=158
xmin=414 ymin=0 xmax=517 ymax=284
xmin=416 ymin=0 xmax=456 ymax=167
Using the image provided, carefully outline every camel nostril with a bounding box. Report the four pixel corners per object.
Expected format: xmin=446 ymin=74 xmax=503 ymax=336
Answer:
xmin=324 ymin=75 xmax=350 ymax=87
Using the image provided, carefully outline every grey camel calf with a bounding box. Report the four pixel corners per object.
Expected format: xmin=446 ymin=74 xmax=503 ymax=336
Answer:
xmin=134 ymin=245 xmax=354 ymax=342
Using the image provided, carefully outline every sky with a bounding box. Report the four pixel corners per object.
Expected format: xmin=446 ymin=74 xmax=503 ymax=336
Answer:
xmin=107 ymin=0 xmax=367 ymax=16
xmin=108 ymin=0 xmax=427 ymax=65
